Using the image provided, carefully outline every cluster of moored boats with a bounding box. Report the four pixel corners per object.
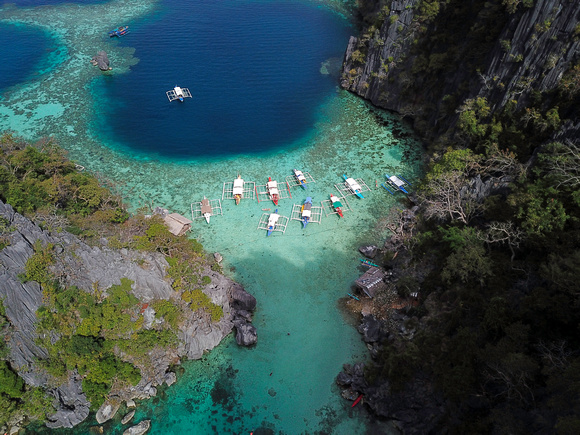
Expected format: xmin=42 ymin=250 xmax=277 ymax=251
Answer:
xmin=207 ymin=169 xmax=412 ymax=236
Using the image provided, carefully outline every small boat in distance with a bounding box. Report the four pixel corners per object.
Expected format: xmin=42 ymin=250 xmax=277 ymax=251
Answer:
xmin=232 ymin=174 xmax=244 ymax=205
xmin=267 ymin=209 xmax=280 ymax=236
xmin=166 ymin=86 xmax=192 ymax=102
xmin=293 ymin=169 xmax=307 ymax=189
xmin=343 ymin=174 xmax=364 ymax=199
xmin=330 ymin=194 xmax=344 ymax=218
xmin=352 ymin=394 xmax=363 ymax=408
xmin=267 ymin=177 xmax=280 ymax=205
xmin=200 ymin=197 xmax=212 ymax=224
xmin=301 ymin=197 xmax=313 ymax=228
xmin=360 ymin=258 xmax=379 ymax=267
xmin=109 ymin=26 xmax=129 ymax=37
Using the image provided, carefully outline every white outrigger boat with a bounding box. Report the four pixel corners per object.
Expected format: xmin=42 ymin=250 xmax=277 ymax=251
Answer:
xmin=267 ymin=177 xmax=280 ymax=205
xmin=267 ymin=209 xmax=280 ymax=236
xmin=343 ymin=175 xmax=364 ymax=199
xmin=293 ymin=169 xmax=307 ymax=189
xmin=384 ymin=174 xmax=411 ymax=194
xmin=166 ymin=86 xmax=192 ymax=102
xmin=232 ymin=175 xmax=244 ymax=205
xmin=191 ymin=197 xmax=223 ymax=223
xmin=200 ymin=197 xmax=212 ymax=223
xmin=301 ymin=197 xmax=312 ymax=227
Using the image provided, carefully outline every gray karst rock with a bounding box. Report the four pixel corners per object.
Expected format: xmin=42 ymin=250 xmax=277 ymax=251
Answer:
xmin=0 ymin=200 xmax=257 ymax=428
xmin=123 ymin=419 xmax=151 ymax=435
xmin=233 ymin=320 xmax=258 ymax=346
xmin=231 ymin=283 xmax=257 ymax=311
xmin=341 ymin=0 xmax=580 ymax=141
xmin=90 ymin=50 xmax=111 ymax=71
xmin=359 ymin=245 xmax=378 ymax=259
xmin=121 ymin=410 xmax=136 ymax=425
xmin=95 ymin=400 xmax=121 ymax=424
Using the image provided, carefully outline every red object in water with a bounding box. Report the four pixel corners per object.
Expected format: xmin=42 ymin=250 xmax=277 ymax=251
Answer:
xmin=351 ymin=394 xmax=363 ymax=408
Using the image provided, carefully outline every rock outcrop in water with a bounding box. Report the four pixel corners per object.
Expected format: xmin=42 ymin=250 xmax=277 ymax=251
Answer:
xmin=0 ymin=200 xmax=256 ymax=429
xmin=90 ymin=51 xmax=111 ymax=71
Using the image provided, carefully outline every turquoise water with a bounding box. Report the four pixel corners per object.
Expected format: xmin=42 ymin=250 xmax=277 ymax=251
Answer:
xmin=0 ymin=0 xmax=421 ymax=433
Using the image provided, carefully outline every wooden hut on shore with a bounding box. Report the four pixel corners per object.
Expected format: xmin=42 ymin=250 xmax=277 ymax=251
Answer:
xmin=355 ymin=266 xmax=387 ymax=298
xmin=163 ymin=213 xmax=192 ymax=236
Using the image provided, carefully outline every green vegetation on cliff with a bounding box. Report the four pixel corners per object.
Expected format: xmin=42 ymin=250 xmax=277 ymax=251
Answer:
xmin=0 ymin=133 xmax=223 ymax=425
xmin=346 ymin=1 xmax=580 ymax=433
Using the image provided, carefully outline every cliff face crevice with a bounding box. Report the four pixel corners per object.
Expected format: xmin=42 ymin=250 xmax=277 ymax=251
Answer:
xmin=0 ymin=200 xmax=254 ymax=428
xmin=341 ymin=0 xmax=580 ymax=141
xmin=480 ymin=0 xmax=580 ymax=113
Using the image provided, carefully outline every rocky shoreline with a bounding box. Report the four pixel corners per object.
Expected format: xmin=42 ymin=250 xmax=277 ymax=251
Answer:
xmin=335 ymin=204 xmax=447 ymax=434
xmin=0 ymin=200 xmax=257 ymax=431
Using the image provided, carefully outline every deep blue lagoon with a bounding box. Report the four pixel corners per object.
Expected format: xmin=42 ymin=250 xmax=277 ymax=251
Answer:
xmin=92 ymin=0 xmax=352 ymax=158
xmin=0 ymin=23 xmax=55 ymax=92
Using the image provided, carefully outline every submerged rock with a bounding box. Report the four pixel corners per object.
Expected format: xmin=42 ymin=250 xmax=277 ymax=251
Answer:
xmin=121 ymin=410 xmax=136 ymax=425
xmin=96 ymin=400 xmax=121 ymax=424
xmin=123 ymin=420 xmax=151 ymax=435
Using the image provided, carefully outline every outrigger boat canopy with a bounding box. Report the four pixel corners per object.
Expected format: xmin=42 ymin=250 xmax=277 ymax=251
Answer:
xmin=321 ymin=194 xmax=351 ymax=217
xmin=291 ymin=198 xmax=323 ymax=227
xmin=286 ymin=170 xmax=316 ymax=189
xmin=384 ymin=174 xmax=412 ymax=194
xmin=257 ymin=210 xmax=289 ymax=235
xmin=166 ymin=86 xmax=192 ymax=102
xmin=222 ymin=176 xmax=256 ymax=203
xmin=335 ymin=176 xmax=371 ymax=199
xmin=109 ymin=26 xmax=129 ymax=37
xmin=191 ymin=198 xmax=223 ymax=223
xmin=256 ymin=179 xmax=291 ymax=203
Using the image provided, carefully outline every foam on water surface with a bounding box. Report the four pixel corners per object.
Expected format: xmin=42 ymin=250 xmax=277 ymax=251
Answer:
xmin=1 ymin=0 xmax=419 ymax=433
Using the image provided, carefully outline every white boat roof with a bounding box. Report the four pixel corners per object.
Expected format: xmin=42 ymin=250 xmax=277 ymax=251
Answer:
xmin=347 ymin=178 xmax=361 ymax=190
xmin=294 ymin=169 xmax=303 ymax=175
xmin=270 ymin=188 xmax=279 ymax=195
xmin=346 ymin=177 xmax=361 ymax=189
xmin=390 ymin=175 xmax=404 ymax=186
xmin=267 ymin=180 xmax=278 ymax=188
xmin=302 ymin=209 xmax=311 ymax=217
xmin=268 ymin=214 xmax=279 ymax=224
xmin=233 ymin=178 xmax=244 ymax=187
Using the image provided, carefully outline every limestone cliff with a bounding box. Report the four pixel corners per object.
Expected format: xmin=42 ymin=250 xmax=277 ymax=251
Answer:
xmin=0 ymin=200 xmax=255 ymax=429
xmin=341 ymin=0 xmax=580 ymax=142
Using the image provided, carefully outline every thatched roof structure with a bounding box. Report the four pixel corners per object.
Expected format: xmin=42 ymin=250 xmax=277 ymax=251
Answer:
xmin=163 ymin=213 xmax=192 ymax=236
xmin=355 ymin=266 xmax=387 ymax=298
